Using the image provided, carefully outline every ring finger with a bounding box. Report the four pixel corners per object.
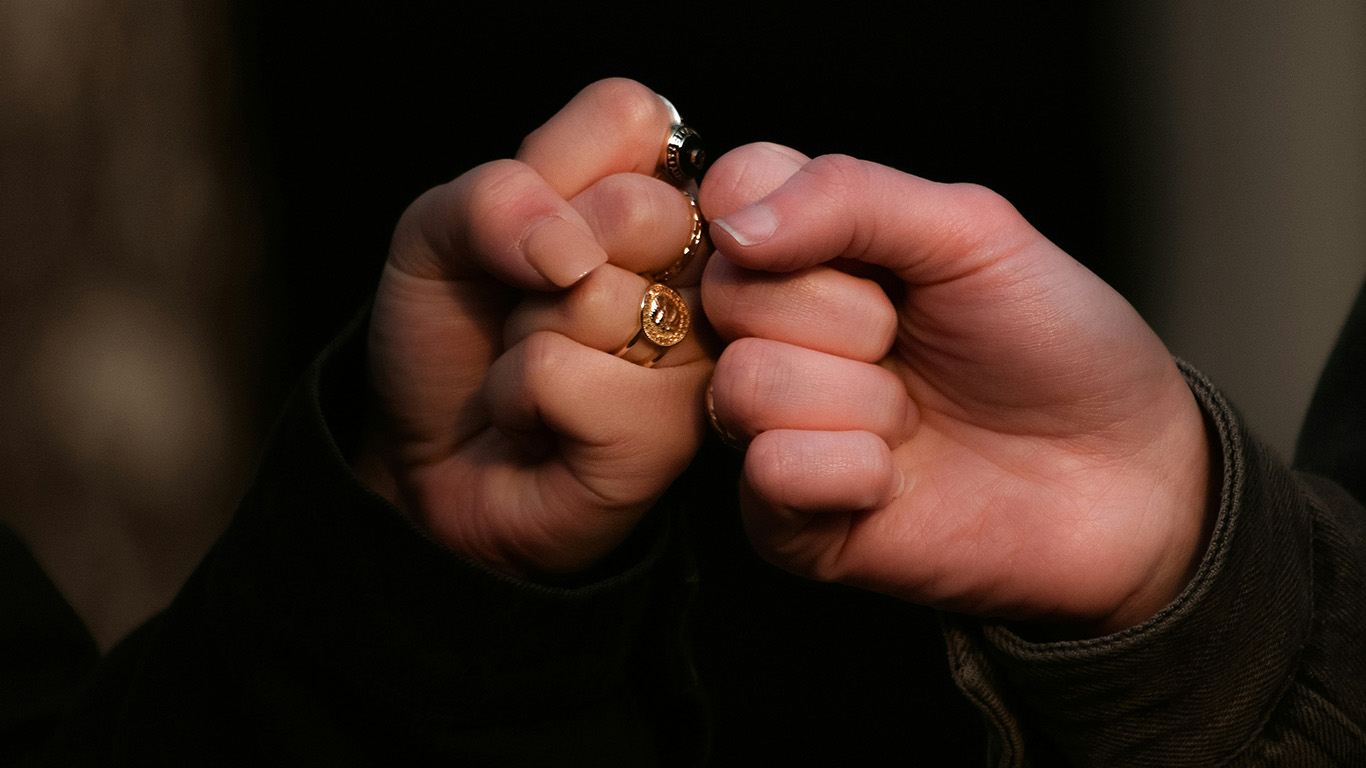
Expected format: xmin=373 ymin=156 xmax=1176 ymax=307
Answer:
xmin=710 ymin=337 xmax=917 ymax=446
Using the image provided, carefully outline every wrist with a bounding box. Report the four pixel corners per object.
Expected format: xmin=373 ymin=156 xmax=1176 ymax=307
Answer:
xmin=1089 ymin=379 xmax=1221 ymax=637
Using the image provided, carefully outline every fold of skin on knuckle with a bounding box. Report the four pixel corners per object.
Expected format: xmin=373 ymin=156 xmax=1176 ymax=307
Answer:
xmin=574 ymin=175 xmax=690 ymax=269
xmin=781 ymin=350 xmax=903 ymax=439
xmin=713 ymin=338 xmax=792 ymax=438
xmin=573 ymin=174 xmax=654 ymax=241
xmin=857 ymin=364 xmax=914 ymax=445
xmin=782 ymin=159 xmax=1033 ymax=287
xmin=466 ymin=160 xmax=545 ymax=222
xmin=787 ymin=267 xmax=899 ymax=361
xmin=908 ymin=181 xmax=1039 ymax=285
xmin=389 ymin=174 xmax=495 ymax=281
xmin=514 ymin=78 xmax=667 ymax=198
xmin=496 ymin=329 xmax=709 ymax=468
xmin=698 ymin=254 xmax=746 ymax=340
xmin=501 ymin=265 xmax=630 ymax=351
xmin=721 ymin=264 xmax=897 ymax=362
xmin=698 ymin=141 xmax=807 ymax=220
xmin=746 ymin=429 xmax=890 ymax=514
xmin=521 ymin=331 xmax=612 ymax=440
xmin=453 ymin=160 xmax=576 ymax=277
xmin=559 ymin=265 xmax=636 ymax=347
xmin=740 ymin=431 xmax=884 ymax=583
xmin=700 ymin=261 xmax=825 ymax=348
xmin=489 ymin=329 xmax=620 ymax=448
xmin=482 ymin=331 xmax=544 ymax=435
xmin=574 ymin=78 xmax=670 ymax=174
xmin=706 ymin=152 xmax=862 ymax=273
xmin=741 ymin=431 xmax=796 ymax=514
xmin=793 ymin=153 xmax=866 ymax=248
xmin=584 ymin=76 xmax=665 ymax=126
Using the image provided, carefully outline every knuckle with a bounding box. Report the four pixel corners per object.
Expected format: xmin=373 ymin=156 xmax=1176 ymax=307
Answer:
xmin=394 ymin=160 xmax=538 ymax=269
xmin=463 ymin=160 xmax=550 ymax=229
xmin=465 ymin=158 xmax=528 ymax=202
xmin=864 ymin=295 xmax=899 ymax=358
xmin=581 ymin=174 xmax=657 ymax=238
xmin=565 ymin=266 xmax=625 ymax=326
xmin=714 ymin=338 xmax=790 ymax=427
xmin=742 ymin=434 xmax=786 ymax=498
xmin=699 ymin=142 xmax=804 ymax=218
xmin=699 ymin=255 xmax=755 ymax=339
xmin=582 ymin=77 xmax=663 ymax=136
xmin=944 ymin=182 xmax=1030 ymax=251
xmin=516 ymin=330 xmax=572 ymax=395
xmin=800 ymin=153 xmax=868 ymax=197
xmin=952 ymin=182 xmax=1016 ymax=222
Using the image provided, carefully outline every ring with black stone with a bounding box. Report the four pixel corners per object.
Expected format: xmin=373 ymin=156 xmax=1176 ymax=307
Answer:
xmin=659 ymin=124 xmax=707 ymax=186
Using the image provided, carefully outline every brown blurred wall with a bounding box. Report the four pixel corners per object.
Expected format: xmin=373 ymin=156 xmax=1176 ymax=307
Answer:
xmin=0 ymin=0 xmax=261 ymax=649
xmin=1124 ymin=2 xmax=1366 ymax=461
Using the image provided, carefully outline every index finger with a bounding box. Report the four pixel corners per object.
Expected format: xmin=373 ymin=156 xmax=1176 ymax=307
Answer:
xmin=516 ymin=78 xmax=681 ymax=199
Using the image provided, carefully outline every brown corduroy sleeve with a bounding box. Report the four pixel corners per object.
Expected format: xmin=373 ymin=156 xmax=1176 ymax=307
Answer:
xmin=943 ymin=362 xmax=1366 ymax=766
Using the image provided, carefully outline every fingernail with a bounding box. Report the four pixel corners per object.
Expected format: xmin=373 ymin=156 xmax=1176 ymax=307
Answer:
xmin=521 ymin=216 xmax=606 ymax=288
xmin=657 ymin=93 xmax=682 ymax=124
xmin=892 ymin=468 xmax=908 ymax=499
xmin=713 ymin=204 xmax=778 ymax=247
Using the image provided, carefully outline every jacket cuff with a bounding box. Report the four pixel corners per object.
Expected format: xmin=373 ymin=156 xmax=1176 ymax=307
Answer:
xmin=943 ymin=361 xmax=1314 ymax=766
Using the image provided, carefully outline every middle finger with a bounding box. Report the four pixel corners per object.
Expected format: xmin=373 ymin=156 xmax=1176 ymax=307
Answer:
xmin=571 ymin=173 xmax=708 ymax=284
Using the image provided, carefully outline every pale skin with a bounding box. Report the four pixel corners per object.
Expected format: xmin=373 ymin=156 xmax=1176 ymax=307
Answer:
xmin=356 ymin=78 xmax=1214 ymax=637
xmin=355 ymin=78 xmax=714 ymax=576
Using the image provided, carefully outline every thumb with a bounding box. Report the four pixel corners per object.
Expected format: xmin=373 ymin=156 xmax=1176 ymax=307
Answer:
xmin=708 ymin=154 xmax=1041 ymax=286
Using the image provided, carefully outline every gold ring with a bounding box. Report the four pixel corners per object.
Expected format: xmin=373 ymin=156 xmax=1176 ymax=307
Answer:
xmin=648 ymin=189 xmax=706 ymax=284
xmin=704 ymin=381 xmax=745 ymax=449
xmin=613 ymin=283 xmax=692 ymax=368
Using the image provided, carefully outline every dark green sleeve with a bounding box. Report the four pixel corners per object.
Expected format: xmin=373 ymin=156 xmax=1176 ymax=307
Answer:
xmin=943 ymin=362 xmax=1366 ymax=766
xmin=35 ymin=313 xmax=707 ymax=767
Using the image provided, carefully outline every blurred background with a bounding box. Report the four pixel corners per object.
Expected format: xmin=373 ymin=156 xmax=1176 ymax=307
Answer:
xmin=1 ymin=2 xmax=1362 ymax=654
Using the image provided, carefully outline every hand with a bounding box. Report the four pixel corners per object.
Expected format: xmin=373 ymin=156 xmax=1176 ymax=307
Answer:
xmin=355 ymin=79 xmax=713 ymax=577
xmin=700 ymin=144 xmax=1213 ymax=635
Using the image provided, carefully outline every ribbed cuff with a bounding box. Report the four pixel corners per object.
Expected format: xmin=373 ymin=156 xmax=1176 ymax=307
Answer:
xmin=944 ymin=361 xmax=1314 ymax=766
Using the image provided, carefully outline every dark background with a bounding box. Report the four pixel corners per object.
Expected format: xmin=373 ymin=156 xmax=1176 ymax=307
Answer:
xmin=233 ymin=4 xmax=1143 ymax=405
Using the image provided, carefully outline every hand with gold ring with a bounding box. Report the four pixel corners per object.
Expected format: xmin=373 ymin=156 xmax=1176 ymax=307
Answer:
xmin=502 ymin=178 xmax=714 ymax=372
xmin=354 ymin=79 xmax=714 ymax=577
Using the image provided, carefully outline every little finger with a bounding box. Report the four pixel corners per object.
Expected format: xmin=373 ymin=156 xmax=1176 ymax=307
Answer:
xmin=740 ymin=429 xmax=901 ymax=579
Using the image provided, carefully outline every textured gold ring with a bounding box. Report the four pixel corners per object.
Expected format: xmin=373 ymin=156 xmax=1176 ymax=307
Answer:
xmin=704 ymin=381 xmax=745 ymax=449
xmin=648 ymin=189 xmax=706 ymax=284
xmin=613 ymin=283 xmax=692 ymax=368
